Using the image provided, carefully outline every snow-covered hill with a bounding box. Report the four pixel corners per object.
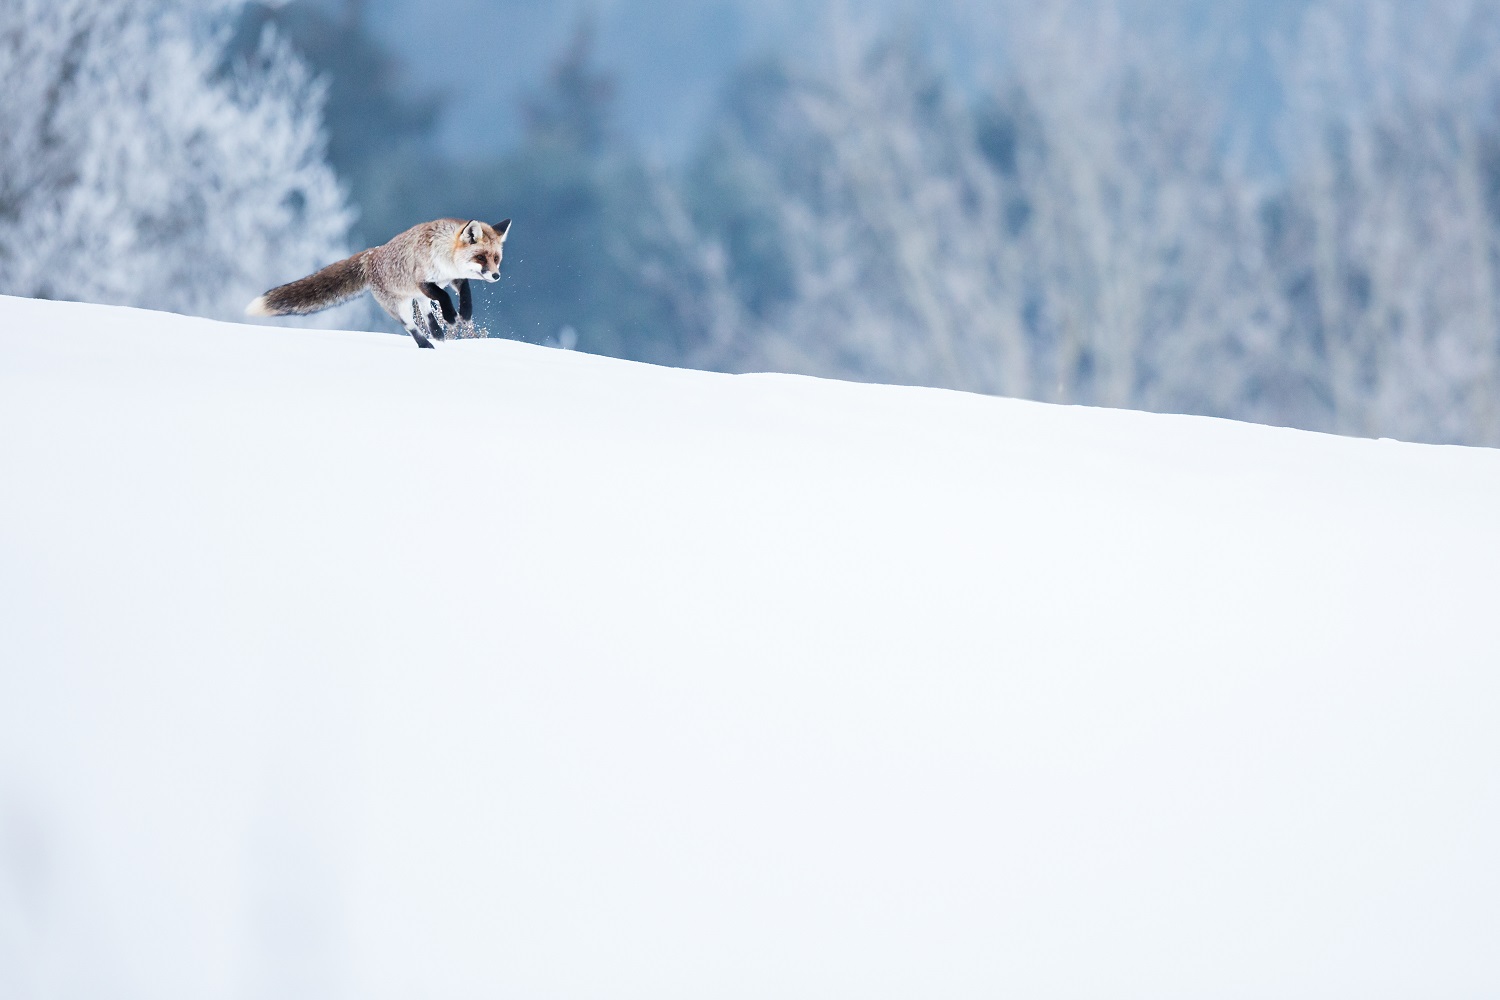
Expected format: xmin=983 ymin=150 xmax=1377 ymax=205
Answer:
xmin=2 ymin=294 xmax=1498 ymax=999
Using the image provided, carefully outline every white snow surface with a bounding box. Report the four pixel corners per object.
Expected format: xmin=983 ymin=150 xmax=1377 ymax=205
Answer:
xmin=2 ymin=293 xmax=1498 ymax=999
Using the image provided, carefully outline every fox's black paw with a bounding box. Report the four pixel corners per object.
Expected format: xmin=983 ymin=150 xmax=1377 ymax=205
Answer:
xmin=456 ymin=279 xmax=473 ymax=322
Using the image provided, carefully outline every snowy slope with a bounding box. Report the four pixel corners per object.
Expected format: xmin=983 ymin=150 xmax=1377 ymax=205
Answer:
xmin=1 ymin=293 xmax=1498 ymax=999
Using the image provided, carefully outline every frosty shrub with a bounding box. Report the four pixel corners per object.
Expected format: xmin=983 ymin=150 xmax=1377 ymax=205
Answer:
xmin=1272 ymin=0 xmax=1500 ymax=445
xmin=685 ymin=3 xmax=1281 ymax=412
xmin=0 ymin=0 xmax=364 ymax=326
xmin=679 ymin=0 xmax=1500 ymax=446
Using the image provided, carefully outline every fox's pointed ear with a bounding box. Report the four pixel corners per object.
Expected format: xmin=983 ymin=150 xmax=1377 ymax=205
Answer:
xmin=493 ymin=218 xmax=512 ymax=241
xmin=462 ymin=220 xmax=484 ymax=245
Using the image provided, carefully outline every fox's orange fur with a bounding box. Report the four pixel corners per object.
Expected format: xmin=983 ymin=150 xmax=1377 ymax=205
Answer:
xmin=248 ymin=218 xmax=511 ymax=348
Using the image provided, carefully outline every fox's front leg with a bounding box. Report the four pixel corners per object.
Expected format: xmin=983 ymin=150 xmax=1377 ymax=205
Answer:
xmin=419 ymin=282 xmax=457 ymax=325
xmin=453 ymin=279 xmax=472 ymax=322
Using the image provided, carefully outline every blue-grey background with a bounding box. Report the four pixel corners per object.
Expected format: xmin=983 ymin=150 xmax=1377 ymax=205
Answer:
xmin=6 ymin=0 xmax=1497 ymax=446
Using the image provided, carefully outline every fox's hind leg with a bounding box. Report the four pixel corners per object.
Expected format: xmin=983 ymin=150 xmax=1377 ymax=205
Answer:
xmin=419 ymin=282 xmax=455 ymax=341
xmin=373 ymin=290 xmax=434 ymax=348
xmin=420 ymin=282 xmax=457 ymax=324
xmin=425 ymin=306 xmax=447 ymax=343
xmin=400 ymin=297 xmax=436 ymax=349
xmin=407 ymin=321 xmax=435 ymax=348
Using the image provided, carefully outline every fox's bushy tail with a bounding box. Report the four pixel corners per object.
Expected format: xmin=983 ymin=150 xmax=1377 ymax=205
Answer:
xmin=247 ymin=250 xmax=370 ymax=317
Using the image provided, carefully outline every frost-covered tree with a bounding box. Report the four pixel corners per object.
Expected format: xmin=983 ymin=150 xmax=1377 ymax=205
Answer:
xmin=1274 ymin=0 xmax=1500 ymax=445
xmin=441 ymin=15 xmax=734 ymax=363
xmin=0 ymin=0 xmax=360 ymax=325
xmin=995 ymin=0 xmax=1287 ymax=416
xmin=230 ymin=0 xmax=441 ymax=248
xmin=766 ymin=31 xmax=1037 ymax=396
xmin=686 ymin=1 xmax=1281 ymax=416
xmin=688 ymin=30 xmax=1038 ymax=395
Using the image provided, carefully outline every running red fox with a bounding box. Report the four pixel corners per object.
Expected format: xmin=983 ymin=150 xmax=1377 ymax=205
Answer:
xmin=247 ymin=218 xmax=512 ymax=348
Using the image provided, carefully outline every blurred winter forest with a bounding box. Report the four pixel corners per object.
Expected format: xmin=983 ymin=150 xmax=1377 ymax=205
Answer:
xmin=5 ymin=0 xmax=1500 ymax=446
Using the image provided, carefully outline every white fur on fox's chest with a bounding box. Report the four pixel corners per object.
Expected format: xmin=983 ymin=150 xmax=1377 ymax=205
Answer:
xmin=431 ymin=253 xmax=497 ymax=285
xmin=426 ymin=244 xmax=474 ymax=283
